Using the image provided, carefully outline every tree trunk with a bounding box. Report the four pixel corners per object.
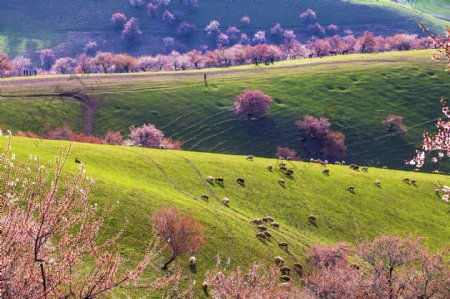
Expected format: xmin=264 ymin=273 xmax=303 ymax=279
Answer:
xmin=162 ymin=255 xmax=177 ymax=270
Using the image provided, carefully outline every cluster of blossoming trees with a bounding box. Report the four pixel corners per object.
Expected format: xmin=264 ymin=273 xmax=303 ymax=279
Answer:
xmin=0 ymin=30 xmax=431 ymax=77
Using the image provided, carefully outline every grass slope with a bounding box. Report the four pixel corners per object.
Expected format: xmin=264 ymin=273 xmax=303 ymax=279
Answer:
xmin=2 ymin=50 xmax=450 ymax=171
xmin=7 ymin=136 xmax=449 ymax=297
xmin=355 ymin=0 xmax=450 ymax=21
xmin=0 ymin=0 xmax=447 ymax=58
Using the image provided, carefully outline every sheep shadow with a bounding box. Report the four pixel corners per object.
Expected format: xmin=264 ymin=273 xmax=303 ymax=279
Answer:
xmin=278 ymin=183 xmax=286 ymax=188
xmin=189 ymin=264 xmax=197 ymax=274
xmin=308 ymin=221 xmax=318 ymax=227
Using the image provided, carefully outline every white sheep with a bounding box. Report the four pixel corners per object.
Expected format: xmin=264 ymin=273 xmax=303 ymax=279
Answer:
xmin=222 ymin=198 xmax=230 ymax=206
xmin=246 ymin=155 xmax=254 ymax=161
xmin=206 ymin=176 xmax=214 ymax=183
xmin=278 ymin=179 xmax=286 ymax=186
xmin=267 ymin=164 xmax=273 ymax=171
xmin=341 ymin=160 xmax=346 ymax=165
xmin=374 ymin=180 xmax=381 ymax=187
xmin=189 ymin=256 xmax=196 ymax=266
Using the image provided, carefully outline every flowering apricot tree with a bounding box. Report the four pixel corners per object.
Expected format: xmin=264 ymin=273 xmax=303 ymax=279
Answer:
xmin=0 ymin=139 xmax=171 ymax=298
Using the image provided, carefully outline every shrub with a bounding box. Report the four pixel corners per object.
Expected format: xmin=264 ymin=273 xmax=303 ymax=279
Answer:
xmin=296 ymin=115 xmax=330 ymax=139
xmin=322 ymin=131 xmax=347 ymax=160
xmin=383 ymin=115 xmax=408 ymax=134
xmin=104 ymin=130 xmax=124 ymax=145
xmin=43 ymin=126 xmax=74 ymax=140
xmin=275 ymin=146 xmax=299 ymax=160
xmin=226 ymin=26 xmax=241 ymax=44
xmin=16 ymin=131 xmax=39 ymax=138
xmin=151 ymin=206 xmax=206 ymax=270
xmin=129 ymin=123 xmax=164 ymax=148
xmin=216 ymin=33 xmax=230 ymax=48
xmin=71 ymin=133 xmax=104 ymax=144
xmin=111 ymin=13 xmax=127 ymax=30
xmin=235 ymin=90 xmax=272 ymax=118
xmin=269 ymin=23 xmax=285 ymax=44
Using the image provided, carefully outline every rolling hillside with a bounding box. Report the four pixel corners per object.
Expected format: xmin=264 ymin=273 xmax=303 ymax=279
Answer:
xmin=0 ymin=0 xmax=447 ymax=58
xmin=6 ymin=136 xmax=449 ymax=297
xmin=1 ymin=50 xmax=450 ymax=171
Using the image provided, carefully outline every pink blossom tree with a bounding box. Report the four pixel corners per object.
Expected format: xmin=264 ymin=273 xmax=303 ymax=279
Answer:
xmin=0 ymin=142 xmax=172 ymax=298
xmin=296 ymin=115 xmax=330 ymax=139
xmin=383 ymin=115 xmax=408 ymax=134
xmin=147 ymin=3 xmax=158 ymax=18
xmin=240 ymin=16 xmax=251 ymax=25
xmin=322 ymin=131 xmax=347 ymax=160
xmin=299 ymin=8 xmax=316 ymax=23
xmin=39 ymin=49 xmax=56 ymax=71
xmin=235 ymin=90 xmax=272 ymax=118
xmin=111 ymin=13 xmax=127 ymax=30
xmin=162 ymin=10 xmax=175 ymax=25
xmin=121 ymin=17 xmax=142 ymax=44
xmin=275 ymin=146 xmax=299 ymax=160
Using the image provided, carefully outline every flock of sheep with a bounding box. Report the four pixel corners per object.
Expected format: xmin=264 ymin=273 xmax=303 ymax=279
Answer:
xmin=194 ymin=154 xmax=431 ymax=288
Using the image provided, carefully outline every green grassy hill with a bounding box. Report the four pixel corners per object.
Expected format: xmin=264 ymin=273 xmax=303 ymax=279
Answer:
xmin=355 ymin=0 xmax=450 ymax=21
xmin=0 ymin=0 xmax=447 ymax=58
xmin=2 ymin=50 xmax=450 ymax=171
xmin=7 ymin=136 xmax=449 ymax=297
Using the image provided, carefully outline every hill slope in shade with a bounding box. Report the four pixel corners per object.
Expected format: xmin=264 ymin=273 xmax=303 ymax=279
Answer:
xmin=0 ymin=0 xmax=447 ymax=58
xmin=6 ymin=136 xmax=449 ymax=297
xmin=1 ymin=50 xmax=450 ymax=171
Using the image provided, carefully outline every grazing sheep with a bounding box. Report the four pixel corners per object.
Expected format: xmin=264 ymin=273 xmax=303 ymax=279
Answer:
xmin=271 ymin=222 xmax=280 ymax=229
xmin=256 ymin=232 xmax=266 ymax=240
xmin=320 ymin=161 xmax=327 ymax=167
xmin=251 ymin=218 xmax=262 ymax=225
xmin=279 ymin=162 xmax=286 ymax=168
xmin=278 ymin=179 xmax=286 ymax=186
xmin=222 ymin=198 xmax=230 ymax=206
xmin=374 ymin=180 xmax=381 ymax=187
xmin=202 ymin=281 xmax=208 ymax=293
xmin=215 ymin=177 xmax=224 ymax=184
xmin=206 ymin=176 xmax=215 ymax=183
xmin=433 ymin=170 xmax=440 ymax=174
xmin=75 ymin=158 xmax=82 ymax=164
xmin=280 ymin=275 xmax=291 ymax=282
xmin=189 ymin=256 xmax=196 ymax=266
xmin=310 ymin=158 xmax=314 ymax=162
xmin=308 ymin=215 xmax=317 ymax=223
xmin=201 ymin=194 xmax=209 ymax=201
xmin=335 ymin=161 xmax=341 ymax=165
xmin=362 ymin=167 xmax=368 ymax=172
xmin=246 ymin=155 xmax=254 ymax=161
xmin=267 ymin=164 xmax=273 ymax=171
xmin=286 ymin=157 xmax=292 ymax=161
xmin=265 ymin=216 xmax=274 ymax=222
xmin=341 ymin=160 xmax=346 ymax=165
xmin=383 ymin=166 xmax=388 ymax=169
xmin=411 ymin=179 xmax=417 ymax=185
xmin=293 ymin=263 xmax=303 ymax=275
xmin=264 ymin=231 xmax=272 ymax=238
xmin=257 ymin=225 xmax=268 ymax=231
xmin=348 ymin=186 xmax=355 ymax=193
xmin=280 ymin=266 xmax=291 ymax=275
xmin=278 ymin=242 xmax=288 ymax=250
xmin=236 ymin=178 xmax=245 ymax=185
xmin=403 ymin=178 xmax=410 ymax=184
xmin=349 ymin=164 xmax=359 ymax=171
xmin=262 ymin=216 xmax=269 ymax=222
xmin=274 ymin=256 xmax=284 ymax=266
xmin=285 ymin=169 xmax=294 ymax=177
xmin=323 ymin=169 xmax=330 ymax=175
xmin=280 ymin=166 xmax=287 ymax=172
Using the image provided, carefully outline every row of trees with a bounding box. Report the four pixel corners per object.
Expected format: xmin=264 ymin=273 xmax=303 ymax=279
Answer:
xmin=0 ymin=31 xmax=431 ymax=77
